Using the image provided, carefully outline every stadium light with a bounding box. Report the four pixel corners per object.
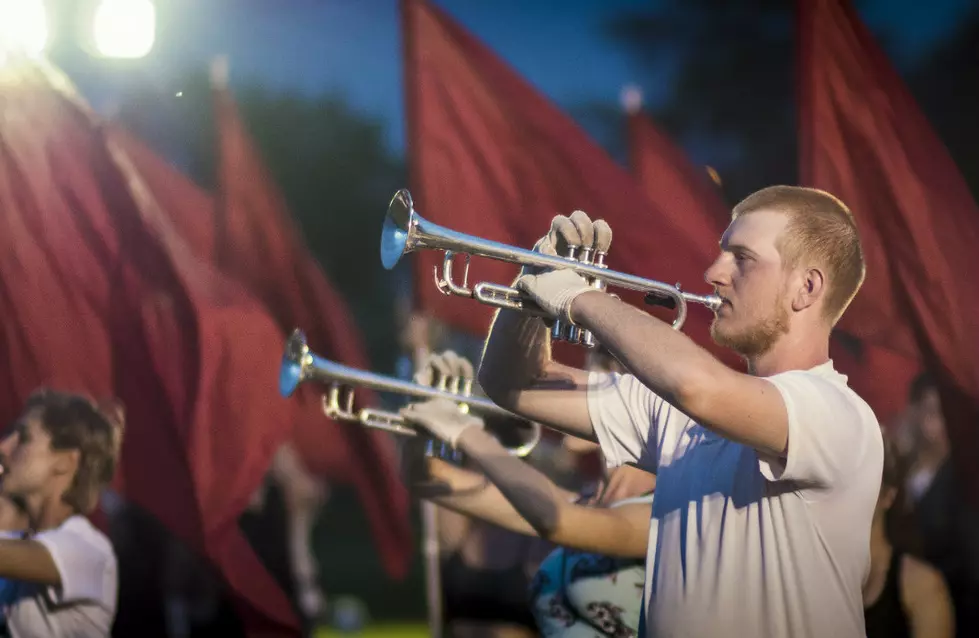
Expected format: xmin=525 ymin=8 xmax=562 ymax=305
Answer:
xmin=92 ymin=0 xmax=156 ymax=59
xmin=0 ymin=0 xmax=50 ymax=58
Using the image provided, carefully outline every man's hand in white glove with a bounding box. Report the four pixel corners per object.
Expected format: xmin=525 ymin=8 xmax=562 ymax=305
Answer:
xmin=525 ymin=210 xmax=613 ymax=275
xmin=400 ymin=398 xmax=484 ymax=448
xmin=515 ymin=268 xmax=594 ymax=324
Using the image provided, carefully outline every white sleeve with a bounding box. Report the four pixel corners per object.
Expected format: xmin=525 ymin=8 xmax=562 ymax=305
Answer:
xmin=34 ymin=519 xmax=116 ymax=606
xmin=758 ymin=371 xmax=880 ymax=490
xmin=586 ymin=370 xmax=661 ymax=472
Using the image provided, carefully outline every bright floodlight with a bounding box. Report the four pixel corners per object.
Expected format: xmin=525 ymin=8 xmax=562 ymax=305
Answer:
xmin=93 ymin=0 xmax=156 ymax=59
xmin=0 ymin=0 xmax=49 ymax=57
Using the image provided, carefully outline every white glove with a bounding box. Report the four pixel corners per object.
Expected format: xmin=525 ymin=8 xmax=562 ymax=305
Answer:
xmin=413 ymin=350 xmax=474 ymax=390
xmin=524 ymin=211 xmax=612 ymax=275
xmin=516 ymin=268 xmax=593 ymax=324
xmin=407 ymin=351 xmax=483 ymax=447
xmin=400 ymin=398 xmax=483 ymax=448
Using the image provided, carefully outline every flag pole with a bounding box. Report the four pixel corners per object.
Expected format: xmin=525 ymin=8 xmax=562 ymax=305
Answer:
xmin=410 ymin=335 xmax=443 ymax=638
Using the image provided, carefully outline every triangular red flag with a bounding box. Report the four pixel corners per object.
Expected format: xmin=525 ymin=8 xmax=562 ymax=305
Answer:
xmin=209 ymin=76 xmax=412 ymax=579
xmin=799 ymin=0 xmax=979 ymax=499
xmin=112 ymin=110 xmax=414 ymax=581
xmin=0 ymin=61 xmax=301 ymax=634
xmin=403 ymin=0 xmax=728 ymax=364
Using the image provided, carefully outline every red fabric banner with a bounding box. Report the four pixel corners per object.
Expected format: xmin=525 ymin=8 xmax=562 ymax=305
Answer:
xmin=0 ymin=62 xmax=300 ymax=634
xmin=403 ymin=0 xmax=731 ymax=366
xmin=210 ymin=81 xmax=412 ymax=578
xmin=109 ymin=87 xmax=413 ymax=580
xmin=799 ymin=0 xmax=979 ymax=499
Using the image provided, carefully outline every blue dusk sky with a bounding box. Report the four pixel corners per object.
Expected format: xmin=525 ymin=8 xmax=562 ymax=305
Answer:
xmin=64 ymin=0 xmax=976 ymax=155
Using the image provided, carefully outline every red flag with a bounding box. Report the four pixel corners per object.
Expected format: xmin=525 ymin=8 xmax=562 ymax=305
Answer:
xmin=209 ymin=73 xmax=412 ymax=579
xmin=403 ymin=0 xmax=730 ymax=365
xmin=799 ymin=0 xmax=979 ymax=500
xmin=0 ymin=62 xmax=300 ymax=634
xmin=112 ymin=112 xmax=414 ymax=580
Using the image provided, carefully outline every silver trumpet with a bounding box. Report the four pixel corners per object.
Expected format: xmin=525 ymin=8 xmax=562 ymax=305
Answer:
xmin=279 ymin=329 xmax=541 ymax=458
xmin=380 ymin=189 xmax=722 ymax=341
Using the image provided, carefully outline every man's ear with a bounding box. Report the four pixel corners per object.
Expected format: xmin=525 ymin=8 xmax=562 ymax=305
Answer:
xmin=791 ymin=267 xmax=826 ymax=312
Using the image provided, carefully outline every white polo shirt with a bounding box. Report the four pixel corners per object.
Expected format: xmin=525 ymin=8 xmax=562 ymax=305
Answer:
xmin=588 ymin=360 xmax=883 ymax=638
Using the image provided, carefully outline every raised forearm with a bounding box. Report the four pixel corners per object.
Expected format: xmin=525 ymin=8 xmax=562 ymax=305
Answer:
xmin=455 ymin=428 xmax=576 ymax=538
xmin=571 ymin=291 xmax=719 ymax=407
xmin=478 ymin=308 xmax=552 ymax=401
xmin=423 ymin=459 xmax=544 ymax=537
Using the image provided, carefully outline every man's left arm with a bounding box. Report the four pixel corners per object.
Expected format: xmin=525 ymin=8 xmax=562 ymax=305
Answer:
xmin=571 ymin=291 xmax=789 ymax=458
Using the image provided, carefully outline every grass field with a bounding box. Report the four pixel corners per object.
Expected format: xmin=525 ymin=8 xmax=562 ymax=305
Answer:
xmin=314 ymin=624 xmax=428 ymax=638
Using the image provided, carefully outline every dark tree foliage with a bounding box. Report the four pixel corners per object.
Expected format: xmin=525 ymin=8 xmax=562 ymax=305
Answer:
xmin=605 ymin=0 xmax=796 ymax=204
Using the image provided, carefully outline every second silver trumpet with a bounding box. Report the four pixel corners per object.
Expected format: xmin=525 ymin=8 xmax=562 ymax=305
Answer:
xmin=279 ymin=329 xmax=541 ymax=458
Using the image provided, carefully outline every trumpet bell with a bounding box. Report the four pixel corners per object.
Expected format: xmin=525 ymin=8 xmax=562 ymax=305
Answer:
xmin=381 ymin=189 xmax=416 ymax=270
xmin=279 ymin=329 xmax=310 ymax=398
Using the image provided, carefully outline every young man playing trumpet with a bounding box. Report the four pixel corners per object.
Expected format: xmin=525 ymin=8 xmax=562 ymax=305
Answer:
xmin=401 ymin=186 xmax=883 ymax=637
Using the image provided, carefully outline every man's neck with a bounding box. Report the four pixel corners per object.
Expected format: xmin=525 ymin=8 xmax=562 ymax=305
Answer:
xmin=747 ymin=328 xmax=830 ymax=377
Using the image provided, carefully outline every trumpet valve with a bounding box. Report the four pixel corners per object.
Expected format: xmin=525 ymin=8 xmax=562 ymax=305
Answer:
xmin=579 ymin=249 xmax=607 ymax=348
xmin=551 ymin=245 xmax=578 ymax=341
xmin=563 ymin=246 xmax=593 ymax=345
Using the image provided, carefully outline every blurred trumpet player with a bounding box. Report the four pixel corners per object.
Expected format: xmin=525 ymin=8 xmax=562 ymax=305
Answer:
xmin=400 ymin=349 xmax=655 ymax=637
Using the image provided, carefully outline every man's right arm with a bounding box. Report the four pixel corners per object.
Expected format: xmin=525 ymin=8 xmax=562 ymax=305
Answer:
xmin=478 ymin=308 xmax=595 ymax=441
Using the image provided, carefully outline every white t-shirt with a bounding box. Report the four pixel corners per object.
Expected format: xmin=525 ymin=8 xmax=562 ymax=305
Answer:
xmin=588 ymin=360 xmax=883 ymax=638
xmin=0 ymin=515 xmax=118 ymax=637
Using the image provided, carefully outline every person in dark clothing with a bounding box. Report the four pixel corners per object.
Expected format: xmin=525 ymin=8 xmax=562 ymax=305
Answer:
xmin=864 ymin=432 xmax=953 ymax=638
xmin=900 ymin=372 xmax=979 ymax=637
